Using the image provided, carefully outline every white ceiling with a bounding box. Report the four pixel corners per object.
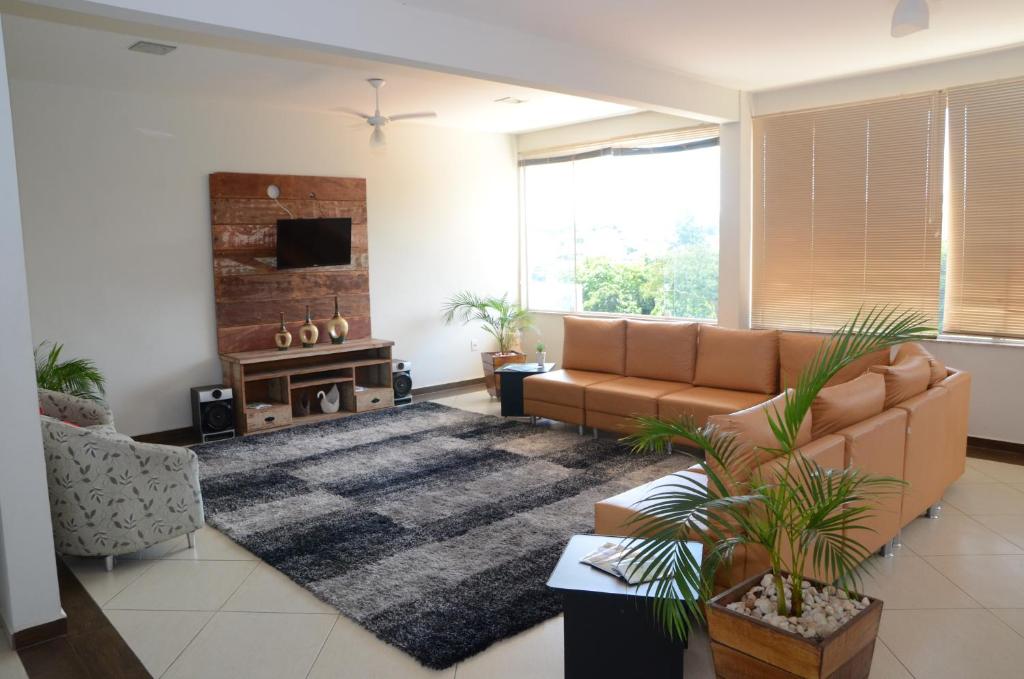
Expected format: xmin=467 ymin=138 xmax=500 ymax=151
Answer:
xmin=400 ymin=0 xmax=1024 ymax=91
xmin=0 ymin=14 xmax=637 ymax=134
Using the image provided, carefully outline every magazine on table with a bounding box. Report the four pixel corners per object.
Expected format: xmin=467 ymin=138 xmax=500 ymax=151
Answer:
xmin=579 ymin=540 xmax=665 ymax=585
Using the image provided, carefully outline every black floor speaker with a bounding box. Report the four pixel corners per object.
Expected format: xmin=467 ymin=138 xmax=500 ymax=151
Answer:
xmin=392 ymin=360 xmax=413 ymax=406
xmin=191 ymin=385 xmax=235 ymax=442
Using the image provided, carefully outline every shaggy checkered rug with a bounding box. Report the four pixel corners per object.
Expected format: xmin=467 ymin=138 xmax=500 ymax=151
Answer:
xmin=194 ymin=401 xmax=689 ymax=669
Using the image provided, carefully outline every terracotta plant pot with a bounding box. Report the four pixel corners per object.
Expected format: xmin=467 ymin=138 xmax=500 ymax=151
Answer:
xmin=707 ymin=570 xmax=883 ymax=679
xmin=481 ymin=351 xmax=526 ymax=398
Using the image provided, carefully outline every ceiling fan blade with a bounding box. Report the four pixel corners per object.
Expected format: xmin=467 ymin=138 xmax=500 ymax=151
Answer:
xmin=388 ymin=111 xmax=438 ymax=122
xmin=330 ymin=106 xmax=373 ymax=120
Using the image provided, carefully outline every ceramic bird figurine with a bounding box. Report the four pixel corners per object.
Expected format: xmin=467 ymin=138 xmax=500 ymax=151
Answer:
xmin=317 ymin=384 xmax=341 ymax=414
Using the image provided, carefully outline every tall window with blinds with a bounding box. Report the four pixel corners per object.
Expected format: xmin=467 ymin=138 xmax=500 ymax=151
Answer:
xmin=945 ymin=78 xmax=1024 ymax=339
xmin=752 ymin=93 xmax=946 ymax=332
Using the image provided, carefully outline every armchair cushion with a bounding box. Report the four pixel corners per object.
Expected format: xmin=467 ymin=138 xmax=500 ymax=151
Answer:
xmin=38 ymin=389 xmax=114 ymax=428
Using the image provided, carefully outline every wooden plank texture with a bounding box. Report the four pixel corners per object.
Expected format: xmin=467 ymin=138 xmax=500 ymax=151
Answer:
xmin=210 ymin=172 xmax=371 ymax=353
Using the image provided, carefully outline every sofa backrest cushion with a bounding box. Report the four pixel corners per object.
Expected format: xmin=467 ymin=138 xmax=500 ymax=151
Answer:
xmin=706 ymin=390 xmax=810 ymax=483
xmin=811 ymin=372 xmax=886 ymax=438
xmin=694 ymin=326 xmax=779 ymax=394
xmin=625 ymin=319 xmax=698 ymax=383
xmin=562 ymin=316 xmax=627 ymax=374
xmin=869 ymin=356 xmax=931 ymax=409
xmin=894 ymin=342 xmax=947 ymax=386
xmin=779 ymin=332 xmax=891 ymax=390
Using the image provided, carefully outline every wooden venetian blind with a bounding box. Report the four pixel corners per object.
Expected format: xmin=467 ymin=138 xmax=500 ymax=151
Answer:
xmin=752 ymin=93 xmax=945 ymax=331
xmin=945 ymin=78 xmax=1024 ymax=338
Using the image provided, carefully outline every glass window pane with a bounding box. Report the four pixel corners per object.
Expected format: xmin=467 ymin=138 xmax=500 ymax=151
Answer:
xmin=523 ymin=162 xmax=575 ymax=312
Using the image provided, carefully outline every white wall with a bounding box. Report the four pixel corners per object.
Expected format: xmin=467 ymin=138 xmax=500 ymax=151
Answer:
xmin=11 ymin=77 xmax=519 ymax=435
xmin=0 ymin=19 xmax=63 ymax=637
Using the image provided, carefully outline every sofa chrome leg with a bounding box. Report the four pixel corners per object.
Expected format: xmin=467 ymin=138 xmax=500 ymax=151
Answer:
xmin=187 ymin=531 xmax=196 ymax=549
xmin=926 ymin=504 xmax=942 ymax=519
xmin=879 ymin=539 xmax=895 ymax=558
xmin=578 ymin=424 xmax=584 ymax=436
xmin=893 ymin=530 xmax=903 ymax=548
xmin=530 ymin=416 xmax=537 ymax=426
xmin=104 ymin=555 xmax=114 ymax=572
xmin=667 ymin=442 xmax=674 ymax=454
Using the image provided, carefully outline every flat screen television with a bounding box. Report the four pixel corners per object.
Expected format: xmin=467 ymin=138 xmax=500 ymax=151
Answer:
xmin=275 ymin=218 xmax=352 ymax=269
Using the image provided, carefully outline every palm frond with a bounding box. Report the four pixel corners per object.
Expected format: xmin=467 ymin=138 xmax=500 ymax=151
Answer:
xmin=34 ymin=341 xmax=106 ymax=400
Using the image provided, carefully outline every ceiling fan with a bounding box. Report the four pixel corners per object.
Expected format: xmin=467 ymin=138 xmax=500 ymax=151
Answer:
xmin=334 ymin=78 xmax=437 ymax=148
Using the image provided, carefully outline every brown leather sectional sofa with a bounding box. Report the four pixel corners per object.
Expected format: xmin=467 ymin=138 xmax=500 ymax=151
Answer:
xmin=523 ymin=316 xmax=971 ymax=588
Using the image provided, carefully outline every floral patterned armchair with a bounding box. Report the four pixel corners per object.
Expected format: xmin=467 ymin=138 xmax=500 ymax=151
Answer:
xmin=38 ymin=389 xmax=204 ymax=570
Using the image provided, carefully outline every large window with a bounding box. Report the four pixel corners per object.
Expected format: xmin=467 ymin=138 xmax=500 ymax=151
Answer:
xmin=752 ymin=77 xmax=1024 ymax=341
xmin=521 ymin=128 xmax=720 ymax=321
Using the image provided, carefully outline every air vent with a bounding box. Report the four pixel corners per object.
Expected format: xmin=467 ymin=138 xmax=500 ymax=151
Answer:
xmin=494 ymin=96 xmax=527 ymax=105
xmin=128 ymin=40 xmax=177 ymax=56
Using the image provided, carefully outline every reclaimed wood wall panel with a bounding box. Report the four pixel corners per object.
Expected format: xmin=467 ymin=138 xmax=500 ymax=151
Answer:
xmin=210 ymin=172 xmax=370 ymax=353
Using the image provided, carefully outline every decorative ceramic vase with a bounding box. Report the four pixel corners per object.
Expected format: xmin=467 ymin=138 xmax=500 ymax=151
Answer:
xmin=536 ymin=351 xmax=547 ymax=367
xmin=325 ymin=296 xmax=350 ymax=345
xmin=274 ymin=313 xmax=292 ymax=351
xmin=317 ymin=384 xmax=341 ymax=414
xmin=300 ymin=305 xmax=319 ymax=348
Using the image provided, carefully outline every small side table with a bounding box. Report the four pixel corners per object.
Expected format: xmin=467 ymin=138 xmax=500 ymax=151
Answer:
xmin=547 ymin=534 xmax=702 ymax=679
xmin=495 ymin=362 xmax=555 ymax=417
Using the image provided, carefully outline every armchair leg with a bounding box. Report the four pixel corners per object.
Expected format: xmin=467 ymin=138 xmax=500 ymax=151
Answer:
xmin=187 ymin=531 xmax=196 ymax=549
xmin=104 ymin=555 xmax=114 ymax=572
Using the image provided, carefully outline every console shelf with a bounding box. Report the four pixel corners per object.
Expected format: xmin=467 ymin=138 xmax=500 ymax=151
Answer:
xmin=221 ymin=338 xmax=395 ymax=435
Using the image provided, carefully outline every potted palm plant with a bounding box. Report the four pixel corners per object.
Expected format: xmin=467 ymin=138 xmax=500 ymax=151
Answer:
xmin=34 ymin=341 xmax=106 ymax=400
xmin=442 ymin=291 xmax=534 ymax=397
xmin=622 ymin=307 xmax=930 ymax=678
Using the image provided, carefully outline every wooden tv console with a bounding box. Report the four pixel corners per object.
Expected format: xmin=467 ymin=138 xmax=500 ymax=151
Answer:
xmin=220 ymin=339 xmax=395 ymax=435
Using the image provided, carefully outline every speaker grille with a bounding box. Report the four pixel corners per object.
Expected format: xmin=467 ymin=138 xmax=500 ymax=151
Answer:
xmin=393 ymin=372 xmax=412 ymax=399
xmin=202 ymin=401 xmax=233 ymax=432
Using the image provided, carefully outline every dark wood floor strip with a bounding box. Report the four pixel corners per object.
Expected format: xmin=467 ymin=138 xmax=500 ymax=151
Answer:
xmin=18 ymin=560 xmax=151 ymax=679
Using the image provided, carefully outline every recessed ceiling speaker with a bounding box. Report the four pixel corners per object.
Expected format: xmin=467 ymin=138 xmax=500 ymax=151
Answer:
xmin=392 ymin=360 xmax=412 ymax=406
xmin=191 ymin=385 xmax=235 ymax=442
xmin=128 ymin=40 xmax=177 ymax=55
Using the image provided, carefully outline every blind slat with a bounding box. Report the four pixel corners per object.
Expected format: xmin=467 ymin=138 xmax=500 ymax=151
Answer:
xmin=752 ymin=93 xmax=945 ymax=332
xmin=944 ymin=78 xmax=1024 ymax=339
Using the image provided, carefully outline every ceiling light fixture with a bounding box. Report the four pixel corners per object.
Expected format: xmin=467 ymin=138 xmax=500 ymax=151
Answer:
xmin=128 ymin=40 xmax=177 ymax=55
xmin=891 ymin=0 xmax=929 ymax=37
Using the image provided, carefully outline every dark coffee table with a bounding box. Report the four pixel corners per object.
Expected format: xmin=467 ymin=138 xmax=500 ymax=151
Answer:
xmin=495 ymin=361 xmax=555 ymax=416
xmin=547 ymin=534 xmax=702 ymax=679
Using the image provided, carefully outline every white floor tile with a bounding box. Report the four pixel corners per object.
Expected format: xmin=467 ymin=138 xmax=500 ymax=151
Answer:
xmin=307 ymin=614 xmax=456 ymax=679
xmin=121 ymin=525 xmax=257 ymax=561
xmin=222 ymin=562 xmax=337 ymax=614
xmin=63 ymin=555 xmax=155 ymax=606
xmin=942 ymin=483 xmax=1024 ymax=515
xmin=104 ymin=560 xmax=257 ymax=611
xmin=856 ymin=554 xmax=979 ymax=609
xmin=966 ymin=458 xmax=1024 ymax=484
xmin=926 ymin=555 xmax=1024 ymax=608
xmin=879 ymin=609 xmax=1024 ymax=679
xmin=455 ymin=615 xmax=563 ymax=679
xmin=972 ymin=514 xmax=1024 ymax=549
xmin=163 ymin=611 xmax=336 ymax=679
xmin=0 ymin=641 xmax=28 ymax=679
xmin=105 ymin=609 xmax=213 ymax=677
xmin=869 ymin=639 xmax=914 ymax=679
xmin=899 ymin=512 xmax=1024 ymax=555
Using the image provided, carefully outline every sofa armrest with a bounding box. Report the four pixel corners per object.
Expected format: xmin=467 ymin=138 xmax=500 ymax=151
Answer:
xmin=38 ymin=388 xmax=114 ymax=427
xmin=751 ymin=434 xmax=847 ymax=482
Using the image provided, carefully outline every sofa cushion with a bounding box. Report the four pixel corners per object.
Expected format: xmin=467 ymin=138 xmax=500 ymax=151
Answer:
xmin=811 ymin=372 xmax=886 ymax=438
xmin=658 ymin=386 xmax=770 ymax=427
xmin=562 ymin=316 xmax=627 ymax=375
xmin=625 ymin=319 xmax=698 ymax=383
xmin=894 ymin=342 xmax=947 ymax=386
xmin=708 ymin=390 xmax=812 ymax=453
xmin=523 ymin=369 xmax=619 ymax=409
xmin=587 ymin=377 xmax=692 ymax=418
xmin=779 ymin=332 xmax=891 ymax=390
xmin=694 ymin=326 xmax=779 ymax=394
xmin=869 ymin=356 xmax=931 ymax=409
